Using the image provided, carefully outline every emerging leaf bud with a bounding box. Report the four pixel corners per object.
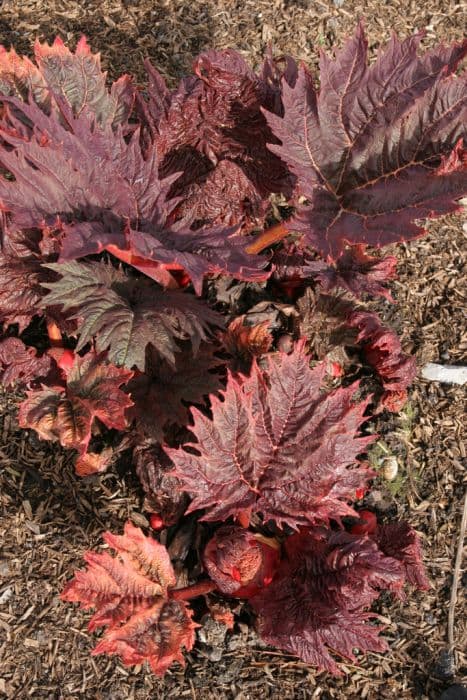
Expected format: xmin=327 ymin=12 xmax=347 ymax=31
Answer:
xmin=349 ymin=509 xmax=378 ymax=535
xmin=203 ymin=526 xmax=280 ymax=598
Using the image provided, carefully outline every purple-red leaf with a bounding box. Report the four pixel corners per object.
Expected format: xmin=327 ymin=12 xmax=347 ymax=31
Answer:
xmin=0 ymin=89 xmax=267 ymax=295
xmin=166 ymin=341 xmax=375 ymax=528
xmin=375 ymin=522 xmax=430 ymax=591
xmin=251 ymin=527 xmax=405 ymax=674
xmin=265 ymin=26 xmax=467 ymax=258
xmin=134 ymin=442 xmax=188 ymax=526
xmin=41 ymin=260 xmax=222 ymax=370
xmin=313 ymin=245 xmax=398 ymax=302
xmin=348 ymin=310 xmax=417 ymax=393
xmin=0 ymin=223 xmax=55 ymax=331
xmin=203 ymin=525 xmax=280 ymax=597
xmin=0 ymin=337 xmax=52 ymax=387
xmin=127 ymin=343 xmax=224 ymax=441
xmin=18 ymin=351 xmax=133 ymax=458
xmin=138 ymin=49 xmax=294 ymax=231
xmin=0 ymin=36 xmax=134 ymax=127
xmin=61 ymin=521 xmax=197 ymax=675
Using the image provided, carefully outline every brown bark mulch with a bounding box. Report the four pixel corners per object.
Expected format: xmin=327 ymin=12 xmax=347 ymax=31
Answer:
xmin=0 ymin=1 xmax=466 ymax=698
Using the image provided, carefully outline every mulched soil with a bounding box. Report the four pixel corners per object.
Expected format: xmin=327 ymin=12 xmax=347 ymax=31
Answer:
xmin=0 ymin=1 xmax=466 ymax=698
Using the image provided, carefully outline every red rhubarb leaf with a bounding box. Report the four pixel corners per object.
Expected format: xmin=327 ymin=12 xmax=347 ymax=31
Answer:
xmin=75 ymin=447 xmax=114 ymax=477
xmin=264 ymin=26 xmax=467 ymax=258
xmin=0 ymin=36 xmax=134 ymax=127
xmin=61 ymin=521 xmax=196 ymax=675
xmin=0 ymin=225 xmax=56 ymax=331
xmin=251 ymin=527 xmax=405 ymax=674
xmin=374 ymin=522 xmax=430 ymax=591
xmin=166 ymin=340 xmax=375 ymax=528
xmin=313 ymin=245 xmax=398 ymax=302
xmin=41 ymin=260 xmax=222 ymax=370
xmin=18 ymin=351 xmax=133 ymax=456
xmin=91 ymin=598 xmax=196 ymax=676
xmin=127 ymin=343 xmax=224 ymax=442
xmin=348 ymin=310 xmax=417 ymax=393
xmin=134 ymin=442 xmax=188 ymax=526
xmin=221 ymin=316 xmax=273 ymax=358
xmin=0 ymin=337 xmax=52 ymax=387
xmin=138 ymin=49 xmax=293 ymax=231
xmin=34 ymin=36 xmax=134 ymax=127
xmin=0 ymin=89 xmax=268 ymax=295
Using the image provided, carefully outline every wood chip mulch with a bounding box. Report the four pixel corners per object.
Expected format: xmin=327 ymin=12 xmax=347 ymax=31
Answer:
xmin=0 ymin=1 xmax=465 ymax=698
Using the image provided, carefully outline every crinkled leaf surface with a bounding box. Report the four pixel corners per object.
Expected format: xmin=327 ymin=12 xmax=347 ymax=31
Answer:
xmin=313 ymin=245 xmax=398 ymax=302
xmin=0 ymin=337 xmax=52 ymax=387
xmin=203 ymin=525 xmax=280 ymax=597
xmin=134 ymin=442 xmax=188 ymax=526
xmin=127 ymin=343 xmax=224 ymax=441
xmin=41 ymin=260 xmax=222 ymax=369
xmin=138 ymin=49 xmax=294 ymax=230
xmin=0 ymin=252 xmax=46 ymax=330
xmin=265 ymin=26 xmax=467 ymax=258
xmin=18 ymin=351 xmax=133 ymax=455
xmin=61 ymin=521 xmax=196 ymax=675
xmin=221 ymin=315 xmax=273 ymax=359
xmin=0 ymin=35 xmax=133 ymax=127
xmin=0 ymin=224 xmax=56 ymax=331
xmin=0 ymin=90 xmax=267 ymax=295
xmin=272 ymin=242 xmax=397 ymax=302
xmin=295 ymin=288 xmax=415 ymax=395
xmin=166 ymin=341 xmax=375 ymax=528
xmin=348 ymin=310 xmax=417 ymax=392
xmin=251 ymin=527 xmax=405 ymax=674
xmin=375 ymin=522 xmax=429 ymax=591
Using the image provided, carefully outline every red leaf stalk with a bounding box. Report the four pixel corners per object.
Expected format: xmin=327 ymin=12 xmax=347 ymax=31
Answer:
xmin=246 ymin=222 xmax=289 ymax=255
xmin=47 ymin=320 xmax=63 ymax=347
xmin=170 ymin=580 xmax=218 ymax=601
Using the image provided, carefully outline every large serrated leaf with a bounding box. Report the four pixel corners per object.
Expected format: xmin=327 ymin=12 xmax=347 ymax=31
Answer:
xmin=251 ymin=527 xmax=404 ymax=674
xmin=41 ymin=260 xmax=223 ymax=369
xmin=61 ymin=521 xmax=197 ymax=676
xmin=265 ymin=26 xmax=467 ymax=257
xmin=166 ymin=340 xmax=375 ymax=528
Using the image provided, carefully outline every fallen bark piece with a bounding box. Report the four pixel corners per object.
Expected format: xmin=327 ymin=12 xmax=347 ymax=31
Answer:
xmin=421 ymin=363 xmax=467 ymax=386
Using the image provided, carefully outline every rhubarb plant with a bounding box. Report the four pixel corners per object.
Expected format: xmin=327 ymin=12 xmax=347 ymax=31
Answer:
xmin=0 ymin=26 xmax=465 ymax=677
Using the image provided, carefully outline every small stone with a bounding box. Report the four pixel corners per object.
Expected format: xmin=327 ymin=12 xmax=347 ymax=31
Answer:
xmin=382 ymin=456 xmax=398 ymax=481
xmin=0 ymin=588 xmax=13 ymax=605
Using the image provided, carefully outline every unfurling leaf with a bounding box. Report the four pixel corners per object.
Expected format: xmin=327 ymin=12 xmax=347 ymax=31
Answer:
xmin=203 ymin=526 xmax=280 ymax=597
xmin=41 ymin=260 xmax=222 ymax=369
xmin=0 ymin=337 xmax=52 ymax=387
xmin=348 ymin=310 xmax=416 ymax=393
xmin=221 ymin=315 xmax=273 ymax=364
xmin=313 ymin=246 xmax=398 ymax=302
xmin=138 ymin=49 xmax=294 ymax=231
xmin=265 ymin=26 xmax=467 ymax=258
xmin=272 ymin=243 xmax=397 ymax=303
xmin=61 ymin=521 xmax=197 ymax=675
xmin=374 ymin=522 xmax=430 ymax=591
xmin=166 ymin=341 xmax=375 ymax=528
xmin=134 ymin=442 xmax=188 ymax=526
xmin=18 ymin=352 xmax=132 ymax=457
xmin=251 ymin=527 xmax=405 ymax=674
xmin=75 ymin=447 xmax=114 ymax=477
